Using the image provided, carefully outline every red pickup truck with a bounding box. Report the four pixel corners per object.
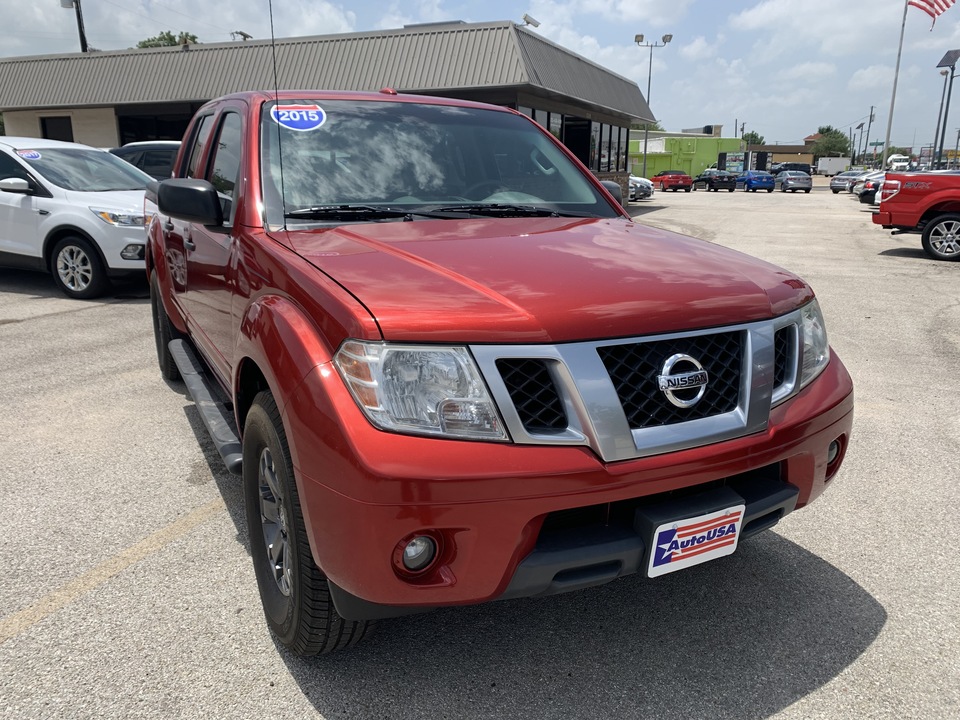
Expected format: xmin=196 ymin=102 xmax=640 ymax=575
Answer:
xmin=873 ymin=172 xmax=960 ymax=260
xmin=147 ymin=89 xmax=853 ymax=655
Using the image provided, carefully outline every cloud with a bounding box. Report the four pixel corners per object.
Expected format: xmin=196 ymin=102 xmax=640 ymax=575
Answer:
xmin=680 ymin=36 xmax=718 ymax=61
xmin=779 ymin=62 xmax=836 ymax=82
xmin=848 ymin=65 xmax=895 ymax=91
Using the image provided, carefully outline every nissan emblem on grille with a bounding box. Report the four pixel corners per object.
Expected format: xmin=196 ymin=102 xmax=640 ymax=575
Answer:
xmin=657 ymin=353 xmax=709 ymax=408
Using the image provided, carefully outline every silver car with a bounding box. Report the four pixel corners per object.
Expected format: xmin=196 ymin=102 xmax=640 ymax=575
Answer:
xmin=774 ymin=171 xmax=812 ymax=193
xmin=830 ymin=170 xmax=866 ymax=194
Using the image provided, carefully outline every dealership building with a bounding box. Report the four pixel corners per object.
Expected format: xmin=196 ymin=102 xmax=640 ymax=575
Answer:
xmin=0 ymin=20 xmax=652 ymax=188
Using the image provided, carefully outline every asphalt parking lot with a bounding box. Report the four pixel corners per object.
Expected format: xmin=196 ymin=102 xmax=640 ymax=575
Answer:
xmin=1 ymin=181 xmax=958 ymax=719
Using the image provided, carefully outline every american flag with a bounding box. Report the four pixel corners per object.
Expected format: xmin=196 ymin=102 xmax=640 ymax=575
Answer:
xmin=909 ymin=0 xmax=956 ymax=27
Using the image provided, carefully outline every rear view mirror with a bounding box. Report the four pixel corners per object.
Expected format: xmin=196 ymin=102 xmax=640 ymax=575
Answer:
xmin=600 ymin=180 xmax=623 ymax=205
xmin=157 ymin=178 xmax=224 ymax=226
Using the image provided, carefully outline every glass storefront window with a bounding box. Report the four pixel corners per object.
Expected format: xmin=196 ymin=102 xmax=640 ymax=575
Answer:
xmin=549 ymin=113 xmax=562 ymax=141
xmin=589 ymin=122 xmax=601 ymax=171
xmin=599 ymin=124 xmax=610 ymax=172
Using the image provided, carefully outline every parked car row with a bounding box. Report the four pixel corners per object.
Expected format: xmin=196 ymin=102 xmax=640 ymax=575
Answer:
xmin=629 ymin=175 xmax=654 ymax=201
xmin=0 ymin=137 xmax=155 ymax=298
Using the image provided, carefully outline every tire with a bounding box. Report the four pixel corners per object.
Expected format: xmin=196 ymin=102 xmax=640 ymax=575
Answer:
xmin=50 ymin=235 xmax=108 ymax=299
xmin=150 ymin=271 xmax=182 ymax=382
xmin=921 ymin=214 xmax=960 ymax=261
xmin=804 ymin=189 xmax=811 ymax=193
xmin=766 ymin=189 xmax=773 ymax=193
xmin=244 ymin=391 xmax=374 ymax=655
xmin=684 ymin=188 xmax=691 ymax=193
xmin=728 ymin=188 xmax=735 ymax=192
xmin=832 ymin=189 xmax=840 ymax=194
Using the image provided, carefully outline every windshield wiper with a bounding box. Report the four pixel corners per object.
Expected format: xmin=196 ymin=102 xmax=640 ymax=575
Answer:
xmin=427 ymin=204 xmax=560 ymax=217
xmin=284 ymin=205 xmax=412 ymax=221
xmin=424 ymin=204 xmax=598 ymax=218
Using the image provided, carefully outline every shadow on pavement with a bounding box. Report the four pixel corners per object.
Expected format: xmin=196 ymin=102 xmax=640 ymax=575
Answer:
xmin=280 ymin=533 xmax=886 ymax=720
xmin=878 ymin=247 xmax=927 ymax=260
xmin=0 ymin=268 xmax=148 ymax=301
xmin=628 ymin=202 xmax=668 ymax=218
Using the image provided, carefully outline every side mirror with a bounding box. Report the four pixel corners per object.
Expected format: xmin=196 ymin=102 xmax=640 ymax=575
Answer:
xmin=0 ymin=177 xmax=32 ymax=194
xmin=600 ymin=179 xmax=623 ymax=205
xmin=157 ymin=178 xmax=224 ymax=226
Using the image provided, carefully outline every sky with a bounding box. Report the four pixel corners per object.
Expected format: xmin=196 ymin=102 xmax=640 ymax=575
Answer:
xmin=2 ymin=0 xmax=960 ymax=151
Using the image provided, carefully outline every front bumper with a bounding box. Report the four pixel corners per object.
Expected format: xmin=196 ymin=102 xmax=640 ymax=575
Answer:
xmin=284 ymin=354 xmax=853 ymax=619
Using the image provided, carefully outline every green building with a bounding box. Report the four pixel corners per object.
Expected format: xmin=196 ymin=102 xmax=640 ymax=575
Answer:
xmin=629 ymin=133 xmax=745 ymax=179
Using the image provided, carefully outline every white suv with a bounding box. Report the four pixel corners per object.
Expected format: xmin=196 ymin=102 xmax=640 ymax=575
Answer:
xmin=0 ymin=137 xmax=151 ymax=299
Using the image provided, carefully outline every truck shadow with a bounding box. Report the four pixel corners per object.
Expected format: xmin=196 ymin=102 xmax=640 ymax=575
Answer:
xmin=278 ymin=534 xmax=885 ymax=720
xmin=878 ymin=247 xmax=928 ymax=260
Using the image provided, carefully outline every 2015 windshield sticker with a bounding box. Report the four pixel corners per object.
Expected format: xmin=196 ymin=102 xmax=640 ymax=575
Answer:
xmin=271 ymin=104 xmax=326 ymax=132
xmin=17 ymin=150 xmax=41 ymax=160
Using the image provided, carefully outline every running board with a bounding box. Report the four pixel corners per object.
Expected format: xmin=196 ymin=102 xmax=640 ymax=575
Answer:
xmin=168 ymin=339 xmax=243 ymax=475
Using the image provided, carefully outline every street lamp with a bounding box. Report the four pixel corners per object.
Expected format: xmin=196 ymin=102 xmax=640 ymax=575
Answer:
xmin=933 ymin=69 xmax=950 ymax=169
xmin=60 ymin=0 xmax=88 ymax=53
xmin=634 ymin=32 xmax=672 ymax=178
xmin=936 ymin=50 xmax=960 ymax=169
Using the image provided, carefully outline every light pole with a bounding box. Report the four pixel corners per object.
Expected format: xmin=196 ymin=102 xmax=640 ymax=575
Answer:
xmin=936 ymin=50 xmax=960 ymax=169
xmin=933 ymin=68 xmax=950 ymax=169
xmin=634 ymin=33 xmax=672 ymax=178
xmin=854 ymin=122 xmax=864 ymax=165
xmin=60 ymin=0 xmax=88 ymax=53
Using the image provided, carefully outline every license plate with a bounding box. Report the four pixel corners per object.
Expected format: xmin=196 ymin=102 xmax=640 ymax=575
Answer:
xmin=647 ymin=505 xmax=745 ymax=578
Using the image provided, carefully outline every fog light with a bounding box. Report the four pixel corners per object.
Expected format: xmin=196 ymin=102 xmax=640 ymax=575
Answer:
xmin=402 ymin=536 xmax=437 ymax=572
xmin=121 ymin=244 xmax=144 ymax=260
xmin=827 ymin=439 xmax=840 ymax=465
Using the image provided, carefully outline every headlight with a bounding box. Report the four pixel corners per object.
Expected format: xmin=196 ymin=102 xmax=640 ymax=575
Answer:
xmin=334 ymin=341 xmax=508 ymax=441
xmin=90 ymin=207 xmax=146 ymax=227
xmin=799 ymin=300 xmax=830 ymax=387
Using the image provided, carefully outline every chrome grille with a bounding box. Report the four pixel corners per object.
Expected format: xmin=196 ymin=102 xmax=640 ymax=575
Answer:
xmin=774 ymin=326 xmax=793 ymax=388
xmin=496 ymin=358 xmax=567 ymax=433
xmin=597 ymin=331 xmax=742 ymax=429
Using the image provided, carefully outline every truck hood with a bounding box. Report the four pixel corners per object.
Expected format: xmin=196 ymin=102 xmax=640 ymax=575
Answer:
xmin=286 ymin=217 xmax=813 ymax=343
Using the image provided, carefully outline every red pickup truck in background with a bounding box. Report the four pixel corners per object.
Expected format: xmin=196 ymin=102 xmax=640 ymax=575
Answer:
xmin=873 ymin=172 xmax=960 ymax=260
xmin=147 ymin=89 xmax=853 ymax=655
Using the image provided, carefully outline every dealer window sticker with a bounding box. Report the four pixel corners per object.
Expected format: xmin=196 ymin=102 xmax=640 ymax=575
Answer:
xmin=17 ymin=150 xmax=42 ymax=160
xmin=271 ymin=104 xmax=326 ymax=132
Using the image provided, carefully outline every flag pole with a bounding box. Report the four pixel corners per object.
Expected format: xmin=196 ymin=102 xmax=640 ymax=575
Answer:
xmin=882 ymin=0 xmax=910 ymax=168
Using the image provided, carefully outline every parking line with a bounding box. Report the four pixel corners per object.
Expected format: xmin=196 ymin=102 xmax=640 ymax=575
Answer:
xmin=0 ymin=498 xmax=225 ymax=645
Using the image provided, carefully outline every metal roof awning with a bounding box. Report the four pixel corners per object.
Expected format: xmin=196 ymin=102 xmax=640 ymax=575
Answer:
xmin=0 ymin=21 xmax=653 ymax=124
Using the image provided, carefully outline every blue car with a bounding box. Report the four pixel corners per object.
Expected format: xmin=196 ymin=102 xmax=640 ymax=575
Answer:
xmin=735 ymin=170 xmax=775 ymax=192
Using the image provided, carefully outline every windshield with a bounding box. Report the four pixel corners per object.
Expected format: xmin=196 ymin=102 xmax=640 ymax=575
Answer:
xmin=260 ymin=99 xmax=619 ymax=227
xmin=17 ymin=148 xmax=152 ymax=191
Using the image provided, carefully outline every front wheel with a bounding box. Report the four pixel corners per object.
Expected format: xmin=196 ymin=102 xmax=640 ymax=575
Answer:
xmin=50 ymin=236 xmax=108 ymax=299
xmin=244 ymin=391 xmax=375 ymax=655
xmin=766 ymin=188 xmax=773 ymax=193
xmin=684 ymin=188 xmax=691 ymax=193
xmin=150 ymin=271 xmax=182 ymax=382
xmin=804 ymin=189 xmax=811 ymax=193
xmin=921 ymin=214 xmax=960 ymax=261
xmin=728 ymin=188 xmax=735 ymax=192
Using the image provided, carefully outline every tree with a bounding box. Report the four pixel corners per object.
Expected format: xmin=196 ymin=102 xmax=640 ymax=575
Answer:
xmin=742 ymin=130 xmax=764 ymax=146
xmin=632 ymin=120 xmax=664 ymax=132
xmin=811 ymin=125 xmax=850 ymax=159
xmin=137 ymin=31 xmax=198 ymax=48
